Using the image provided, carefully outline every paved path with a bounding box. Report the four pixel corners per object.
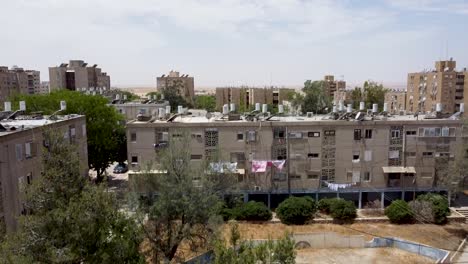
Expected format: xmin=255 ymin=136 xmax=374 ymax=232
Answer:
xmin=456 ymin=243 xmax=468 ymax=263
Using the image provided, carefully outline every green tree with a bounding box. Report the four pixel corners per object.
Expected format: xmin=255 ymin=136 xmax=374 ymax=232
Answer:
xmin=146 ymin=91 xmax=161 ymax=100
xmin=162 ymin=86 xmax=192 ymax=110
xmin=0 ymin=131 xmax=143 ymax=263
xmin=139 ymin=134 xmax=235 ymax=263
xmin=112 ymin=89 xmax=140 ymax=101
xmin=385 ymin=200 xmax=414 ymax=224
xmin=195 ymin=95 xmax=216 ymax=112
xmin=301 ymin=80 xmax=331 ymax=114
xmin=276 ymin=196 xmax=317 ymax=225
xmin=351 ymin=81 xmax=388 ymax=111
xmin=213 ymin=222 xmax=296 ymax=264
xmin=9 ymin=90 xmax=125 ymax=182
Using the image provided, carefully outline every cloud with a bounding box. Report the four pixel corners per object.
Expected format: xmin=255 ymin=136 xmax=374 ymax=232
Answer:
xmin=386 ymin=0 xmax=468 ymax=14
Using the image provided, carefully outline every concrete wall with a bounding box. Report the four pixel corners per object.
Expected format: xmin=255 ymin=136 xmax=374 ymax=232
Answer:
xmin=292 ymin=232 xmax=366 ymax=249
xmin=367 ymin=237 xmax=449 ymax=261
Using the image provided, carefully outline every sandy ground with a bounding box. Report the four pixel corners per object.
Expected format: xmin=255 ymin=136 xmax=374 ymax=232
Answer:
xmin=233 ymin=222 xmax=467 ymax=251
xmin=296 ymin=248 xmax=432 ymax=264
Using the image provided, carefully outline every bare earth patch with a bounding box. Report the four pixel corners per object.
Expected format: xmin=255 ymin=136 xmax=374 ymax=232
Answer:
xmin=296 ymin=248 xmax=432 ymax=264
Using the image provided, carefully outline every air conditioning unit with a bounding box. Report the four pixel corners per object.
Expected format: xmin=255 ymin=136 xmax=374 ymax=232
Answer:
xmin=288 ymin=132 xmax=303 ymax=139
xmin=254 ymin=186 xmax=261 ymax=191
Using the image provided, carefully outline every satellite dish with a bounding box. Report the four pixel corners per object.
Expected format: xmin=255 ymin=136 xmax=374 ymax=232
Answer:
xmin=205 ymin=112 xmax=212 ymax=119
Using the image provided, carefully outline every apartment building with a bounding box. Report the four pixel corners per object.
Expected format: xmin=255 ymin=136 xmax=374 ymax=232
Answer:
xmin=40 ymin=81 xmax=50 ymax=94
xmin=323 ymin=75 xmax=346 ymax=98
xmin=49 ymin=60 xmax=111 ymax=91
xmin=215 ymin=87 xmax=294 ymax=111
xmin=126 ymin=107 xmax=466 ymax=208
xmin=157 ymin=71 xmax=194 ymax=105
xmin=407 ymin=58 xmax=468 ymax=114
xmin=0 ymin=66 xmax=39 ymax=103
xmin=384 ymin=90 xmax=407 ymax=114
xmin=333 ymin=89 xmax=353 ymax=106
xmin=110 ymin=99 xmax=170 ymax=121
xmin=0 ymin=109 xmax=88 ymax=234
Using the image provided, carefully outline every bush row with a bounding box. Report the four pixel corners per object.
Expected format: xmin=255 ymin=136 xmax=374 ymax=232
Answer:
xmin=385 ymin=193 xmax=450 ymax=224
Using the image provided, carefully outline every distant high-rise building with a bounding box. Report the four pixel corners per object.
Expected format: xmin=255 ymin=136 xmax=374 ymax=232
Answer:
xmin=0 ymin=66 xmax=38 ymax=103
xmin=384 ymin=90 xmax=407 ymax=114
xmin=26 ymin=70 xmax=41 ymax=94
xmin=156 ymin=71 xmax=194 ymax=105
xmin=407 ymin=58 xmax=468 ymax=114
xmin=323 ymin=75 xmax=346 ymax=98
xmin=49 ymin=60 xmax=111 ymax=91
xmin=40 ymin=81 xmax=50 ymax=94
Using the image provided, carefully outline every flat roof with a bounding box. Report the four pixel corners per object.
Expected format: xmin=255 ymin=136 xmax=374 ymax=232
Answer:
xmin=128 ymin=112 xmax=464 ymax=125
xmin=0 ymin=115 xmax=84 ymax=136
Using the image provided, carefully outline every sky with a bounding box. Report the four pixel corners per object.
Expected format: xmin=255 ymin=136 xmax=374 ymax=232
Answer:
xmin=1 ymin=0 xmax=468 ymax=89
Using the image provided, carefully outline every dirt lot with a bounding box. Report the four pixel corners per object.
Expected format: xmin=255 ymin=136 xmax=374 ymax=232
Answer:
xmin=296 ymin=248 xmax=432 ymax=264
xmin=233 ymin=222 xmax=468 ymax=251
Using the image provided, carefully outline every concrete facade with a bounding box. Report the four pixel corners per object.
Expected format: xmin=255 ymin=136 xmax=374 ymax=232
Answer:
xmin=40 ymin=81 xmax=50 ymax=94
xmin=156 ymin=71 xmax=194 ymax=105
xmin=215 ymin=87 xmax=294 ymax=111
xmin=324 ymin=75 xmax=346 ymax=99
xmin=111 ymin=101 xmax=170 ymax=121
xmin=126 ymin=110 xmax=466 ymax=206
xmin=407 ymin=58 xmax=468 ymax=114
xmin=0 ymin=113 xmax=88 ymax=234
xmin=384 ymin=90 xmax=407 ymax=114
xmin=49 ymin=60 xmax=111 ymax=91
xmin=333 ymin=89 xmax=353 ymax=106
xmin=0 ymin=66 xmax=39 ymax=104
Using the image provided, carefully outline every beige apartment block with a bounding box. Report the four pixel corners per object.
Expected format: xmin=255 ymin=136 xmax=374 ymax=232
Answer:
xmin=324 ymin=75 xmax=346 ymax=98
xmin=384 ymin=90 xmax=407 ymax=114
xmin=407 ymin=58 xmax=468 ymax=114
xmin=49 ymin=60 xmax=111 ymax=91
xmin=111 ymin=101 xmax=170 ymax=121
xmin=0 ymin=66 xmax=38 ymax=104
xmin=126 ymin=110 xmax=466 ymax=208
xmin=215 ymin=87 xmax=294 ymax=111
xmin=40 ymin=81 xmax=50 ymax=94
xmin=157 ymin=71 xmax=194 ymax=105
xmin=333 ymin=89 xmax=353 ymax=106
xmin=0 ymin=111 xmax=88 ymax=234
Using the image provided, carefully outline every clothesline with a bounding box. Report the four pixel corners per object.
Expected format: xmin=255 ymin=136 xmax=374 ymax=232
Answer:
xmin=323 ymin=181 xmax=356 ymax=191
xmin=251 ymin=160 xmax=286 ymax=173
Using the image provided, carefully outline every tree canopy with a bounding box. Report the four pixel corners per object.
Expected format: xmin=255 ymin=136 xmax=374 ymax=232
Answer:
xmin=0 ymin=131 xmax=143 ymax=263
xmin=194 ymin=95 xmax=216 ymax=112
xmin=351 ymin=81 xmax=388 ymax=111
xmin=9 ymin=90 xmax=126 ymax=181
xmin=301 ymin=80 xmax=332 ymax=114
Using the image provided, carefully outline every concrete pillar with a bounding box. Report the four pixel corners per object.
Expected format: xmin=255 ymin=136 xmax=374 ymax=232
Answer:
xmin=315 ymin=192 xmax=319 ymax=201
xmin=381 ymin=192 xmax=385 ymax=209
xmin=401 ymin=191 xmax=405 ymax=200
xmin=244 ymin=193 xmax=248 ymax=203
xmin=337 ymin=192 xmax=340 ymax=198
xmin=358 ymin=191 xmax=362 ymax=209
xmin=267 ymin=193 xmax=271 ymax=209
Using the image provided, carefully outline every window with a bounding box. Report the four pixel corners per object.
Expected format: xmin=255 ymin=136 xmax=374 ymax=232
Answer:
xmin=131 ymin=155 xmax=138 ymax=164
xmin=324 ymin=130 xmax=335 ymax=136
xmin=15 ymin=144 xmax=23 ymax=161
xmin=391 ymin=130 xmax=400 ymax=139
xmin=354 ymin=129 xmax=361 ymax=140
xmin=139 ymin=108 xmax=147 ymax=115
xmin=290 ymin=174 xmax=301 ymax=180
xmin=307 ymin=153 xmax=319 ymax=158
xmin=307 ymin=174 xmax=319 ymax=180
xmin=364 ymin=150 xmax=372 ymax=161
xmin=363 ymin=172 xmax=371 ymax=182
xmin=191 ymin=154 xmax=203 ymax=160
xmin=237 ymin=132 xmax=244 ymax=141
xmin=274 ymin=129 xmax=285 ymax=139
xmin=406 ymin=152 xmax=416 ymax=157
xmin=308 ymin=132 xmax=320 ymax=137
xmin=230 ymin=152 xmax=246 ymax=162
xmin=422 ymin=152 xmax=433 ymax=157
xmin=25 ymin=142 xmax=32 ymax=159
xmin=389 ymin=150 xmax=399 ymax=159
xmin=421 ymin=172 xmax=433 ymax=178
xmin=26 ymin=172 xmax=32 ymax=185
xmin=352 ymin=151 xmax=360 ymax=162
xmin=246 ymin=131 xmax=256 ymax=142
xmin=130 ymin=132 xmax=137 ymax=142
xmin=406 ymin=130 xmax=417 ymax=136
xmin=171 ymin=133 xmax=182 ymax=138
xmin=436 ymin=152 xmax=450 ymax=158
xmin=364 ymin=129 xmax=372 ymax=139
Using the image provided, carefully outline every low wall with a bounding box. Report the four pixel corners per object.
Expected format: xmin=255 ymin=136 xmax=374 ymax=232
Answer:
xmin=367 ymin=237 xmax=449 ymax=262
xmin=292 ymin=232 xmax=365 ymax=249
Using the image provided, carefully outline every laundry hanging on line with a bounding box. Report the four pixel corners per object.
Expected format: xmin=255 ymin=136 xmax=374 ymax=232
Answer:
xmin=324 ymin=181 xmax=355 ymax=191
xmin=209 ymin=162 xmax=238 ymax=173
xmin=251 ymin=160 xmax=286 ymax=173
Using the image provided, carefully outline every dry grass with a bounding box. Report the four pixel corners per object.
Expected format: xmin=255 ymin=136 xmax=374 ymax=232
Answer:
xmin=232 ymin=222 xmax=468 ymax=251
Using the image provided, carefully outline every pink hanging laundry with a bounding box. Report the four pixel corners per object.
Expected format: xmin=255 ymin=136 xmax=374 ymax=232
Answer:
xmin=252 ymin=160 xmax=267 ymax=173
xmin=271 ymin=160 xmax=286 ymax=170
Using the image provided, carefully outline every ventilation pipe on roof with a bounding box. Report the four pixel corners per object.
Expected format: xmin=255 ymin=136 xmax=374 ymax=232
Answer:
xmin=383 ymin=103 xmax=388 ymax=112
xmin=222 ymin=104 xmax=229 ymax=115
xmin=332 ymin=105 xmax=337 ymax=113
xmin=165 ymin=105 xmax=171 ymax=114
xmin=177 ymin=105 xmax=183 ymax=114
xmin=230 ymin=103 xmax=235 ymax=112
xmin=346 ymin=104 xmax=352 ymax=113
xmin=255 ymin=103 xmax=261 ymax=112
xmin=372 ymin=104 xmax=378 ymax=113
xmin=19 ymin=101 xmax=26 ymax=111
xmin=158 ymin=108 xmax=165 ymax=119
xmin=262 ymin=104 xmax=268 ymax=113
xmin=338 ymin=100 xmax=344 ymax=112
xmin=436 ymin=103 xmax=442 ymax=113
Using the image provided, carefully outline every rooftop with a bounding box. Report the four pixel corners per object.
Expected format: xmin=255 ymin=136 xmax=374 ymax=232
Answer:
xmin=0 ymin=114 xmax=83 ymax=136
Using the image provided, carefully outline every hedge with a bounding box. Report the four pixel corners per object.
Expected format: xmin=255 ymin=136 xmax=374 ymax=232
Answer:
xmin=417 ymin=193 xmax=450 ymax=224
xmin=221 ymin=201 xmax=272 ymax=221
xmin=330 ymin=199 xmax=357 ymax=221
xmin=385 ymin=200 xmax=413 ymax=224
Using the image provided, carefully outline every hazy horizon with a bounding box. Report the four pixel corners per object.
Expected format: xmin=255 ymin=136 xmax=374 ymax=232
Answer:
xmin=1 ymin=0 xmax=468 ymax=88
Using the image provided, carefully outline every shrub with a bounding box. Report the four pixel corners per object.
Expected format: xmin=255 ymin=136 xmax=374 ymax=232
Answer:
xmin=385 ymin=200 xmax=413 ymax=224
xmin=276 ymin=196 xmax=317 ymax=225
xmin=409 ymin=200 xmax=434 ymax=223
xmin=330 ymin=199 xmax=357 ymax=221
xmin=233 ymin=201 xmax=272 ymax=221
xmin=417 ymin=193 xmax=450 ymax=224
xmin=317 ymin=198 xmax=337 ymax=214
